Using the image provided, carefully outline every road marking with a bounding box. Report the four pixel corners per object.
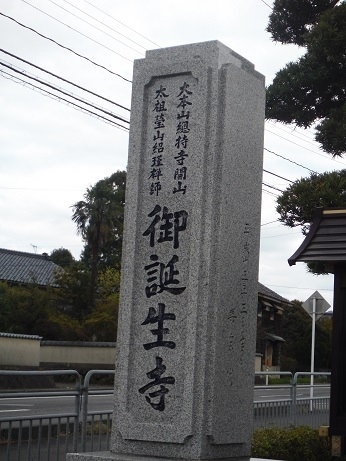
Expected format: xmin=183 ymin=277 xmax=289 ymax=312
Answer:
xmin=4 ymin=396 xmax=75 ymax=401
xmin=259 ymin=395 xmax=291 ymax=398
xmin=0 ymin=409 xmax=30 ymax=413
xmin=0 ymin=403 xmax=34 ymax=407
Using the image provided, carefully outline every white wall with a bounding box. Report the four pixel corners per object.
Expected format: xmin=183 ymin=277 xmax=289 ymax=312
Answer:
xmin=0 ymin=335 xmax=41 ymax=367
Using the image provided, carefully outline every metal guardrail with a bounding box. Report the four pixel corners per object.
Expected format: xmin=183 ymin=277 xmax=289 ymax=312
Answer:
xmin=291 ymin=371 xmax=331 ymax=429
xmin=0 ymin=370 xmax=81 ymax=461
xmin=254 ymin=371 xmax=331 ymax=429
xmin=0 ymin=369 xmax=331 ymax=460
xmin=254 ymin=371 xmax=294 ymax=429
xmin=81 ymin=369 xmax=114 ymax=453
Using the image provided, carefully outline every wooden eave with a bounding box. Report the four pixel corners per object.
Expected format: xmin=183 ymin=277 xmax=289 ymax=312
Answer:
xmin=288 ymin=208 xmax=346 ymax=267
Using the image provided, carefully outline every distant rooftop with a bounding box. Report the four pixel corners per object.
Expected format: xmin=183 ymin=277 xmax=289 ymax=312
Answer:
xmin=0 ymin=248 xmax=59 ymax=287
xmin=258 ymin=282 xmax=291 ymax=305
xmin=0 ymin=332 xmax=42 ymax=340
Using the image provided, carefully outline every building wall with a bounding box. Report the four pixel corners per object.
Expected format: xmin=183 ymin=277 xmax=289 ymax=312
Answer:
xmin=0 ymin=335 xmax=41 ymax=367
xmin=0 ymin=337 xmax=266 ymax=373
xmin=40 ymin=341 xmax=116 ymax=370
xmin=255 ymin=353 xmax=262 ymax=372
xmin=0 ymin=335 xmax=116 ymax=370
xmin=256 ymin=303 xmax=284 ymax=371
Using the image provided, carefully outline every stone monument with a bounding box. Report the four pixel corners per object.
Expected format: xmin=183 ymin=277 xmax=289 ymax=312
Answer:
xmin=67 ymin=40 xmax=266 ymax=461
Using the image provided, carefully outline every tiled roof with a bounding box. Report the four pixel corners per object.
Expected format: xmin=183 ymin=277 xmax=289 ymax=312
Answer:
xmin=289 ymin=207 xmax=346 ymax=267
xmin=0 ymin=248 xmax=59 ymax=287
xmin=0 ymin=332 xmax=42 ymax=340
xmin=258 ymin=282 xmax=290 ymax=305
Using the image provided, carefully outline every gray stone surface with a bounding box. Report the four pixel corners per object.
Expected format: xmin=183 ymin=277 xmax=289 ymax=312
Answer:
xmin=66 ymin=453 xmax=282 ymax=461
xmin=67 ymin=40 xmax=265 ymax=461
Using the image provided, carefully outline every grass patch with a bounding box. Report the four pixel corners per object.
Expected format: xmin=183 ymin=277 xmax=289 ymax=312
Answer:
xmin=252 ymin=426 xmax=345 ymax=461
xmin=268 ymin=376 xmax=330 ymax=385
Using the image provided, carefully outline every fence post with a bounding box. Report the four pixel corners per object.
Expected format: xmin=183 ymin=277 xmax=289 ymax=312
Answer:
xmin=81 ymin=372 xmax=91 ymax=452
xmin=81 ymin=369 xmax=115 ymax=452
xmin=72 ymin=371 xmax=82 ymax=453
xmin=292 ymin=372 xmax=299 ymax=426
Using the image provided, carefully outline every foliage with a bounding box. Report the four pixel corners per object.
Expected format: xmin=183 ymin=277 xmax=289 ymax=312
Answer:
xmin=0 ymin=172 xmax=125 ymax=341
xmin=268 ymin=375 xmax=330 ymax=385
xmin=50 ymin=248 xmax=75 ymax=267
xmin=0 ymin=264 xmax=120 ymax=341
xmin=53 ymin=265 xmax=120 ymax=341
xmin=266 ymin=1 xmax=346 ymax=156
xmin=53 ymin=262 xmax=90 ymax=321
xmin=267 ymin=0 xmax=339 ymax=46
xmin=83 ymin=268 xmax=120 ymax=341
xmin=251 ymin=426 xmax=335 ymax=461
xmin=0 ymin=282 xmax=56 ymax=337
xmin=275 ymin=169 xmax=346 ymax=273
xmin=280 ymin=300 xmax=331 ymax=373
xmin=276 ymin=169 xmax=346 ymax=235
xmin=71 ymin=170 xmax=126 ymax=311
xmin=44 ymin=310 xmax=86 ymax=341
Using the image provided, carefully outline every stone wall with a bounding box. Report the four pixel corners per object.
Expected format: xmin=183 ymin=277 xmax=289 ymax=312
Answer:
xmin=0 ymin=334 xmax=116 ymax=371
xmin=40 ymin=341 xmax=116 ymax=371
xmin=0 ymin=333 xmax=41 ymax=367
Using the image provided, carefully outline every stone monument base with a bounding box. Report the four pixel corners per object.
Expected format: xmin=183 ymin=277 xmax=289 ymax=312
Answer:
xmin=66 ymin=452 xmax=282 ymax=461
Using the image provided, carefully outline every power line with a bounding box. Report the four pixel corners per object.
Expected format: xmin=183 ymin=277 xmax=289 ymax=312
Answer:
xmin=0 ymin=178 xmax=288 ymax=194
xmin=262 ymin=182 xmax=284 ymax=193
xmin=265 ymin=284 xmax=333 ymax=292
xmin=0 ymin=58 xmax=317 ymax=183
xmin=45 ymin=0 xmax=145 ymax=56
xmin=81 ymin=0 xmax=161 ymax=48
xmin=0 ymin=48 xmax=131 ymax=113
xmin=0 ymin=69 xmax=129 ymax=131
xmin=262 ymin=188 xmax=279 ymax=198
xmin=0 ymin=11 xmax=132 ymax=81
xmin=21 ymin=0 xmax=135 ymax=62
xmin=263 ymin=169 xmax=293 ymax=183
xmin=261 ymin=220 xmax=279 ymax=226
xmin=261 ymin=231 xmax=301 ymax=239
xmin=2 ymin=53 xmax=316 ymax=185
xmin=0 ymin=186 xmax=82 ymax=191
xmin=58 ymin=0 xmax=148 ymax=51
xmin=0 ymin=70 xmax=305 ymax=183
xmin=266 ymin=120 xmax=316 ymax=144
xmin=0 ymin=59 xmax=315 ymax=179
xmin=264 ymin=147 xmax=317 ymax=173
xmin=0 ymin=14 xmax=331 ymax=184
xmin=0 ymin=60 xmax=130 ymax=125
xmin=259 ymin=0 xmax=273 ymax=9
xmin=266 ymin=128 xmax=346 ymax=167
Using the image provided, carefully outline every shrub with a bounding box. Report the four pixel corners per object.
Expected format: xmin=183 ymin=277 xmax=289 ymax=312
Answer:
xmin=251 ymin=426 xmax=340 ymax=461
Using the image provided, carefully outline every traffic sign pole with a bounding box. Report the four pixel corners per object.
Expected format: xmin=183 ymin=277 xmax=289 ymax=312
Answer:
xmin=310 ymin=297 xmax=316 ymax=411
xmin=302 ymin=291 xmax=330 ymax=412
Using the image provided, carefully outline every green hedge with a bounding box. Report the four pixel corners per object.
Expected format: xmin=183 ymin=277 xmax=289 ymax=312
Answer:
xmin=252 ymin=426 xmax=346 ymax=461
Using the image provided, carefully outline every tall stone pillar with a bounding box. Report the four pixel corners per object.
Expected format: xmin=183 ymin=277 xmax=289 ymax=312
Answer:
xmin=67 ymin=40 xmax=265 ymax=461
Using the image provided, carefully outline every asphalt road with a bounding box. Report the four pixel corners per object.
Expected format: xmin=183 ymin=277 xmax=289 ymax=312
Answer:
xmin=254 ymin=384 xmax=330 ymax=401
xmin=0 ymin=385 xmax=331 ymax=420
xmin=0 ymin=386 xmax=331 ymax=461
xmin=0 ymin=393 xmax=111 ymax=420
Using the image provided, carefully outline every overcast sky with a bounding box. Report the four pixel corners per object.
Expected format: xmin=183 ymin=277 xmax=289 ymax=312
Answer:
xmin=1 ymin=0 xmax=342 ymax=308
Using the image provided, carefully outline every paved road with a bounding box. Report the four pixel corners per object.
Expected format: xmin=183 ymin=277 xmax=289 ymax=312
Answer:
xmin=0 ymin=393 xmax=112 ymax=420
xmin=0 ymin=385 xmax=331 ymax=461
xmin=254 ymin=384 xmax=330 ymax=401
xmin=0 ymin=385 xmax=331 ymax=420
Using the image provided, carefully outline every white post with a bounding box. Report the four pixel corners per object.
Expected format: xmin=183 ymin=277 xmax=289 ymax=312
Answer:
xmin=310 ymin=297 xmax=316 ymax=411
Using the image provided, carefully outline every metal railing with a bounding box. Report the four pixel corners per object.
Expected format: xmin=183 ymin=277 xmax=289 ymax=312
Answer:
xmin=0 ymin=369 xmax=82 ymax=461
xmin=254 ymin=371 xmax=331 ymax=429
xmin=80 ymin=369 xmax=114 ymax=453
xmin=291 ymin=371 xmax=331 ymax=429
xmin=0 ymin=369 xmax=331 ymax=460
